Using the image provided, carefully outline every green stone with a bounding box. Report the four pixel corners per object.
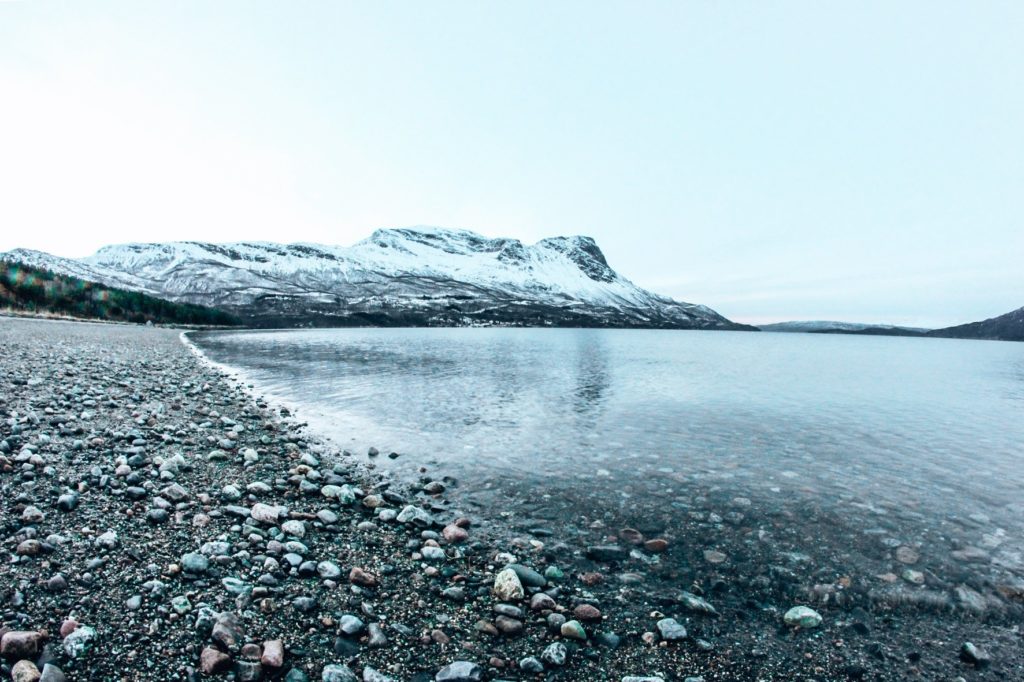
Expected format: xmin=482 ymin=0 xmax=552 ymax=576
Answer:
xmin=783 ymin=605 xmax=823 ymax=628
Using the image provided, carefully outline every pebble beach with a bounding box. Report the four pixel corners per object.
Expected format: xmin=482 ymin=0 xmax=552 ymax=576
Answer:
xmin=1 ymin=317 xmax=1021 ymax=682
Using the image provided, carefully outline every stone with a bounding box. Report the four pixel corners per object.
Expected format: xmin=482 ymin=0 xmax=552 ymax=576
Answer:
xmin=541 ymin=642 xmax=567 ymax=666
xmin=212 ymin=613 xmax=244 ymax=652
xmin=679 ymin=591 xmax=719 ymax=616
xmin=901 ymin=569 xmax=925 ymax=585
xmin=397 ymin=505 xmax=432 ymax=526
xmin=493 ymin=568 xmax=525 ymax=601
xmin=282 ymin=519 xmax=306 ymax=538
xmin=435 ymin=662 xmax=483 ymax=682
xmin=703 ymin=550 xmax=727 ymax=564
xmin=560 ymin=619 xmax=587 ymax=640
xmin=38 ymin=664 xmax=66 ymax=682
xmin=507 ymin=564 xmax=546 ymax=588
xmin=519 ymin=657 xmax=544 ymax=673
xmin=21 ymin=505 xmax=44 ymax=523
xmin=62 ymin=625 xmax=97 ymax=659
xmin=422 ymin=546 xmax=446 ymax=562
xmin=11 ymin=660 xmax=41 ymax=682
xmin=783 ymin=605 xmax=823 ymax=628
xmin=339 ymin=615 xmax=364 ymax=636
xmin=95 ymin=530 xmax=119 ymax=549
xmin=367 ymin=623 xmax=388 ymax=648
xmin=495 ymin=616 xmax=523 ymax=635
xmin=56 ymin=493 xmax=79 ymax=512
xmin=235 ymin=660 xmax=263 ymax=681
xmin=1 ymin=630 xmax=45 ymax=659
xmin=442 ymin=524 xmax=468 ymax=543
xmin=362 ymin=667 xmax=396 ymax=682
xmin=16 ymin=539 xmax=43 ymax=556
xmin=544 ymin=566 xmax=564 ymax=581
xmin=322 ymin=664 xmax=359 ymax=682
xmin=643 ymin=538 xmax=668 ymax=553
xmin=574 ymin=603 xmax=602 ymax=621
xmin=200 ymin=647 xmax=232 ymax=675
xmin=586 ymin=545 xmax=628 ymax=562
xmin=317 ymin=561 xmax=342 ymax=579
xmin=181 ymin=552 xmax=209 ymax=574
xmin=959 ymin=642 xmax=990 ymax=666
xmin=349 ymin=567 xmax=378 ymax=587
xmin=251 ymin=503 xmax=285 ymax=523
xmin=895 ymin=546 xmax=919 ymax=564
xmin=262 ymin=639 xmax=284 ymax=668
xmin=321 ymin=485 xmax=357 ymax=504
xmin=171 ymin=595 xmax=193 ymax=614
xmin=530 ymin=593 xmax=556 ymax=611
xmin=656 ymin=617 xmax=687 ymax=640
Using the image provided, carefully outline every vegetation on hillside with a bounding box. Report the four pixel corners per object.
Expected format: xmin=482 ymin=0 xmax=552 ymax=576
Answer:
xmin=0 ymin=260 xmax=240 ymax=326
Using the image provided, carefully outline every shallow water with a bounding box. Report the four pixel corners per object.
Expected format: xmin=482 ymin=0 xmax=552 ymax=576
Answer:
xmin=193 ymin=328 xmax=1024 ymax=607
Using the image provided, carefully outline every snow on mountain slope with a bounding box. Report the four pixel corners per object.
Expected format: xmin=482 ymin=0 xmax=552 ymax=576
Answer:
xmin=1 ymin=227 xmax=751 ymax=330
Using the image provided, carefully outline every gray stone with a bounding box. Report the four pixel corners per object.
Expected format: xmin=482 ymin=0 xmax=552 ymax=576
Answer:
xmin=492 ymin=568 xmax=525 ymax=601
xmin=362 ymin=667 xmax=396 ymax=682
xmin=541 ymin=642 xmax=568 ymax=666
xmin=435 ymin=662 xmax=483 ymax=682
xmin=322 ymin=664 xmax=358 ymax=682
xmin=39 ymin=664 xmax=67 ymax=682
xmin=519 ymin=657 xmax=544 ymax=673
xmin=339 ymin=614 xmax=365 ymax=636
xmin=656 ymin=617 xmax=687 ymax=640
xmin=397 ymin=505 xmax=432 ymax=526
xmin=679 ymin=591 xmax=719 ymax=616
xmin=181 ymin=552 xmax=209 ymax=574
xmin=507 ymin=564 xmax=546 ymax=587
xmin=317 ymin=561 xmax=342 ymax=579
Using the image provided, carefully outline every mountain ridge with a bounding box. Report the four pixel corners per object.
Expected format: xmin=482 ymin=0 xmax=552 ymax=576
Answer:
xmin=1 ymin=228 xmax=753 ymax=330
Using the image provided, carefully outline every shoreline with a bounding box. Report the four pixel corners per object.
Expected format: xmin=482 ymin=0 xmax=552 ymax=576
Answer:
xmin=1 ymin=317 xmax=1020 ymax=681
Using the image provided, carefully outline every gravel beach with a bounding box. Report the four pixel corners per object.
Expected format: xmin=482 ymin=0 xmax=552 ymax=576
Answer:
xmin=2 ymin=318 xmax=1021 ymax=682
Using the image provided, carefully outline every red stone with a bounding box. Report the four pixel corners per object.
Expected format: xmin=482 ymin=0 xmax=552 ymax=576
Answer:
xmin=643 ymin=538 xmax=669 ymax=553
xmin=200 ymin=647 xmax=232 ymax=675
xmin=0 ymin=631 xmax=45 ymax=659
xmin=573 ymin=604 xmax=602 ymax=621
xmin=349 ymin=567 xmax=378 ymax=587
xmin=261 ymin=639 xmax=284 ymax=668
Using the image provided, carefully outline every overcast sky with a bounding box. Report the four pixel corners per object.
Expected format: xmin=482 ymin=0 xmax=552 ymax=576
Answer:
xmin=1 ymin=1 xmax=1022 ymax=327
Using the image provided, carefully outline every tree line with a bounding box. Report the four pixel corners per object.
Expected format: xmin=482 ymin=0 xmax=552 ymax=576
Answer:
xmin=0 ymin=260 xmax=240 ymax=326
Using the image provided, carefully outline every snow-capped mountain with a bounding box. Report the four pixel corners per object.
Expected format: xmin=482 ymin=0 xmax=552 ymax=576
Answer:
xmin=1 ymin=227 xmax=752 ymax=330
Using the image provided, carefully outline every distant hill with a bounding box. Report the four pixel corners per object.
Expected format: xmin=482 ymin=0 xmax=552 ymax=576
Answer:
xmin=928 ymin=306 xmax=1024 ymax=342
xmin=0 ymin=260 xmax=239 ymax=326
xmin=759 ymin=320 xmax=930 ymax=334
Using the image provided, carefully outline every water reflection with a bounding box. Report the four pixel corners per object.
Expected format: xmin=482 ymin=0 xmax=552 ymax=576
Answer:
xmin=192 ymin=328 xmax=1024 ymax=597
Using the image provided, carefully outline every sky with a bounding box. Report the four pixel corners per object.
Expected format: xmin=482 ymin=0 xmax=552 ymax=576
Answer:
xmin=1 ymin=1 xmax=1022 ymax=328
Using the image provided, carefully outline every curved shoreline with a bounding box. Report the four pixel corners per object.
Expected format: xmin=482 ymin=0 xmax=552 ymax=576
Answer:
xmin=1 ymin=317 xmax=1020 ymax=682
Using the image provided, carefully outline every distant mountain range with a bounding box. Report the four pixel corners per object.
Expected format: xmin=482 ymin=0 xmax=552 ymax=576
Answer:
xmin=0 ymin=228 xmax=753 ymax=330
xmin=927 ymin=306 xmax=1024 ymax=342
xmin=762 ymin=310 xmax=1024 ymax=342
xmin=759 ymin=320 xmax=930 ymax=334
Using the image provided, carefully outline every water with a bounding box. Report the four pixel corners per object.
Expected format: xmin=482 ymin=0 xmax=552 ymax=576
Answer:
xmin=192 ymin=328 xmax=1024 ymax=607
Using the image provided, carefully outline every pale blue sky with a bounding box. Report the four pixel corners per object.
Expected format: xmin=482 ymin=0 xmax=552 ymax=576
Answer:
xmin=1 ymin=1 xmax=1022 ymax=327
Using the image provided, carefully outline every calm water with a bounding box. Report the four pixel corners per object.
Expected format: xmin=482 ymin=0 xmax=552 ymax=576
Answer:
xmin=192 ymin=328 xmax=1024 ymax=595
